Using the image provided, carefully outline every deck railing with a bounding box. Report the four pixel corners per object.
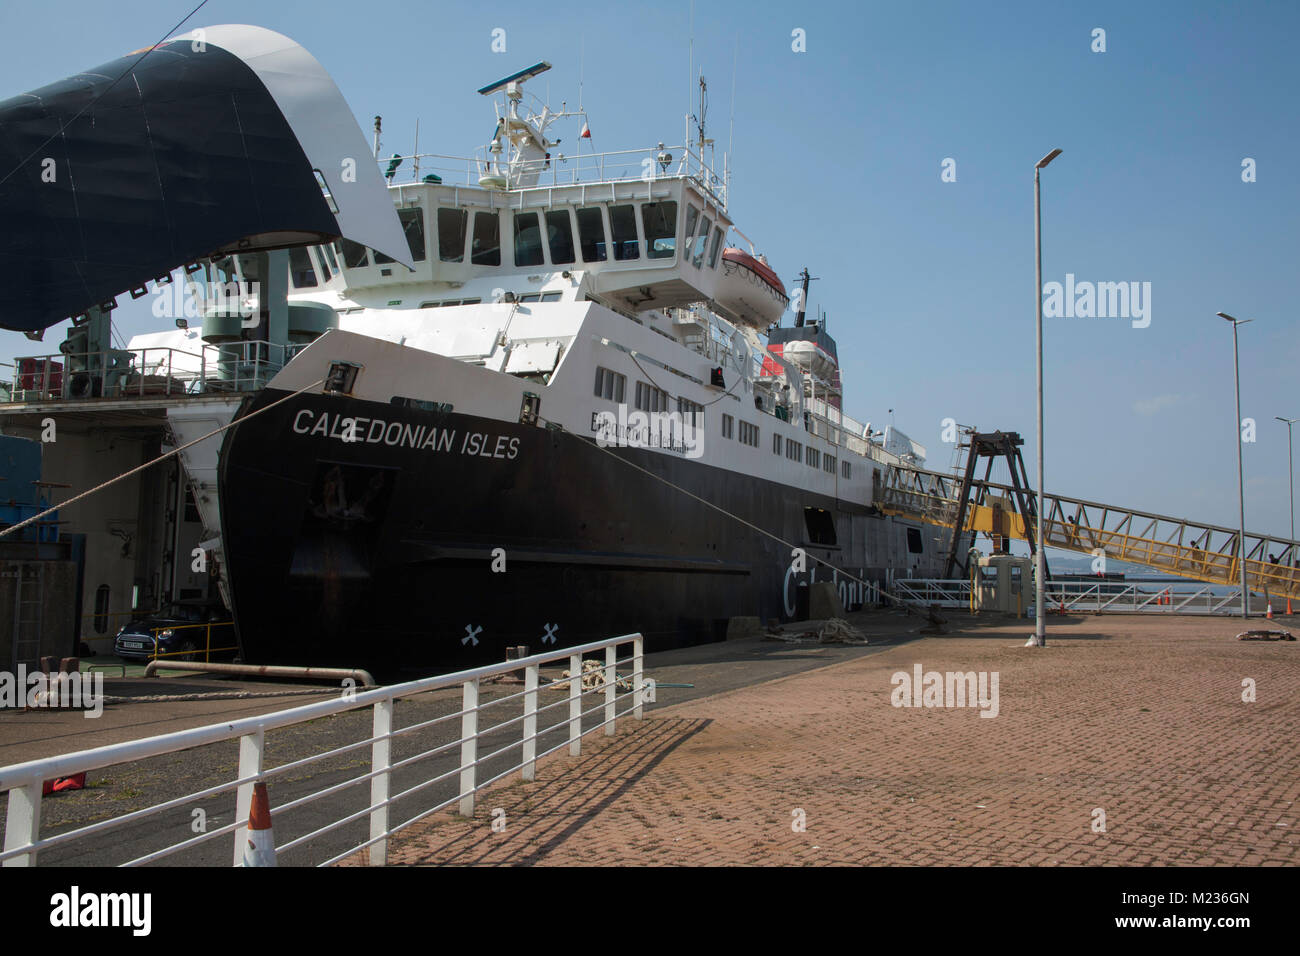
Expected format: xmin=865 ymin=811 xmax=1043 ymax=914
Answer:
xmin=2 ymin=340 xmax=302 ymax=404
xmin=381 ymin=144 xmax=727 ymax=206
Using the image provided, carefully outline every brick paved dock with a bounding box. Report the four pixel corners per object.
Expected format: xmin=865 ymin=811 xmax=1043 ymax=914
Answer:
xmin=371 ymin=614 xmax=1299 ymax=866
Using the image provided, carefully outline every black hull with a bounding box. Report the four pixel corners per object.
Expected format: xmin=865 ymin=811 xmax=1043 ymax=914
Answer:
xmin=218 ymin=390 xmax=938 ymax=674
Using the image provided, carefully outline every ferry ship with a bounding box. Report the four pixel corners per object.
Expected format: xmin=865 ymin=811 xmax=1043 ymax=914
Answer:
xmin=199 ymin=61 xmax=949 ymax=670
xmin=0 ymin=31 xmax=950 ymax=671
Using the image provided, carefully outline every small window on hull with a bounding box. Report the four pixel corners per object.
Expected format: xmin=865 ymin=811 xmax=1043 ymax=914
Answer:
xmin=804 ymin=508 xmax=837 ymax=547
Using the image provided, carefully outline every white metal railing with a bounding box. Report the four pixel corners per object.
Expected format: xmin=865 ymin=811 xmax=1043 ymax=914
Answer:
xmin=382 ymin=144 xmax=727 ymax=205
xmin=893 ymin=579 xmax=974 ymax=607
xmin=894 ymin=577 xmax=1259 ymax=615
xmin=0 ymin=633 xmax=646 ymax=867
xmin=4 ymin=341 xmax=304 ymax=404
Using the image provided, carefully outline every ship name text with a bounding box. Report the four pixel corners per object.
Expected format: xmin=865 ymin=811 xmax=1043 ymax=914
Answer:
xmin=291 ymin=409 xmax=519 ymax=459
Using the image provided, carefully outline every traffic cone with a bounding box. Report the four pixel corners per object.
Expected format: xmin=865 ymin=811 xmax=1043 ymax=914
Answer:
xmin=1288 ymin=596 xmax=1293 ymax=615
xmin=1267 ymin=603 xmax=1273 ymax=620
xmin=242 ymin=782 xmax=277 ymax=867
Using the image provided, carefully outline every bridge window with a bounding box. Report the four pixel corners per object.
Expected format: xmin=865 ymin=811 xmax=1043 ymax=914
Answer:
xmin=683 ymin=206 xmax=699 ymax=259
xmin=437 ymin=208 xmax=468 ymax=262
xmin=375 ymin=207 xmax=425 ymax=264
xmin=609 ymin=204 xmax=640 ymax=261
xmin=546 ymin=210 xmax=576 ymax=264
xmin=471 ymin=212 xmax=501 ymax=266
xmin=540 ymin=291 xmax=562 ymax=302
xmin=338 ymin=239 xmax=370 ymax=269
xmin=708 ymin=226 xmax=724 ymax=268
xmin=691 ymin=216 xmax=711 ymax=267
xmin=514 ymin=212 xmax=545 ymax=267
xmin=576 ymin=207 xmax=607 ymax=262
xmin=313 ymin=246 xmax=335 ymax=279
xmin=642 ymin=201 xmax=678 ymax=259
xmin=289 ymin=246 xmax=318 ymax=288
xmin=400 ymin=207 xmax=426 ymax=262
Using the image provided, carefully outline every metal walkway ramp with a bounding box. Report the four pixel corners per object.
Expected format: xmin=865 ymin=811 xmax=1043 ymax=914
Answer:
xmin=878 ymin=456 xmax=1300 ymax=601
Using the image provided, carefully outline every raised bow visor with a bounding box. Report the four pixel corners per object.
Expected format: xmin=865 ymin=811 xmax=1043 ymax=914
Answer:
xmin=0 ymin=24 xmax=410 ymax=332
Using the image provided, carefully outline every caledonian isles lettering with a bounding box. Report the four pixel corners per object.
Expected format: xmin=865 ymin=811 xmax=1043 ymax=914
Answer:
xmin=291 ymin=409 xmax=520 ymax=459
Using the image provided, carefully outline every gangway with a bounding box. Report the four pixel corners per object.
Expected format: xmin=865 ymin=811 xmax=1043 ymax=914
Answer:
xmin=894 ymin=577 xmax=1261 ymax=616
xmin=878 ymin=461 xmax=1300 ymax=601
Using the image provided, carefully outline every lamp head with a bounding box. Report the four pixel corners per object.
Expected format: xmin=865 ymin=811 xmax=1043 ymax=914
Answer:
xmin=1036 ymin=148 xmax=1063 ymax=169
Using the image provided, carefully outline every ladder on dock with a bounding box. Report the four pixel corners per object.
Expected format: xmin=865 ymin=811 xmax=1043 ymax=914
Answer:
xmin=877 ymin=461 xmax=1300 ymax=600
xmin=8 ymin=562 xmax=44 ymax=670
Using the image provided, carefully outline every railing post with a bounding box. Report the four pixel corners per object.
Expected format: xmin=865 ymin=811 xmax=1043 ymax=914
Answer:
xmin=369 ymin=698 xmax=393 ymax=865
xmin=2 ymin=781 xmax=42 ymax=866
xmin=522 ymin=664 xmax=539 ymax=781
xmin=604 ymin=644 xmax=617 ymax=736
xmin=633 ymin=635 xmax=644 ymax=719
xmin=458 ymin=679 xmax=478 ymax=816
xmin=233 ymin=727 xmax=264 ymax=866
xmin=568 ymin=653 xmax=582 ymax=756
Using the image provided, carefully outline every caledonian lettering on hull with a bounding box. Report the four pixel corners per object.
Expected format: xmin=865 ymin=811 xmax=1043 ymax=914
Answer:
xmin=291 ymin=408 xmax=520 ymax=459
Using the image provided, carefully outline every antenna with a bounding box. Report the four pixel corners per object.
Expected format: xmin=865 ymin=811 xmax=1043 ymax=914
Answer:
xmin=578 ymin=35 xmax=584 ymax=112
xmin=372 ymin=116 xmax=381 ymax=160
xmin=727 ymin=38 xmax=737 ymax=201
xmin=685 ymin=0 xmax=695 ymax=147
xmin=477 ymin=62 xmax=551 ymax=96
xmin=794 ymin=268 xmax=819 ymax=328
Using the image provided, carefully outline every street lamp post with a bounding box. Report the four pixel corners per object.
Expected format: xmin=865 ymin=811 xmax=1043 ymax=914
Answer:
xmin=1032 ymin=148 xmax=1062 ymax=648
xmin=1217 ymin=312 xmax=1252 ymax=618
xmin=1277 ymin=416 xmax=1297 ymax=558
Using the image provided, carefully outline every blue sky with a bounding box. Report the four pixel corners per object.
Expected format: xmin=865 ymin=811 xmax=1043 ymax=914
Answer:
xmin=2 ymin=0 xmax=1298 ymax=543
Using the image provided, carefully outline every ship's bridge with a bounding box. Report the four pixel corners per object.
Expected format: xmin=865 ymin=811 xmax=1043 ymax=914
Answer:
xmin=288 ymin=169 xmax=736 ymax=319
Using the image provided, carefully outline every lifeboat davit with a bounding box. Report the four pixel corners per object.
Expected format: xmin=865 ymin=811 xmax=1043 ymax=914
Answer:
xmin=714 ymin=248 xmax=789 ymax=328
